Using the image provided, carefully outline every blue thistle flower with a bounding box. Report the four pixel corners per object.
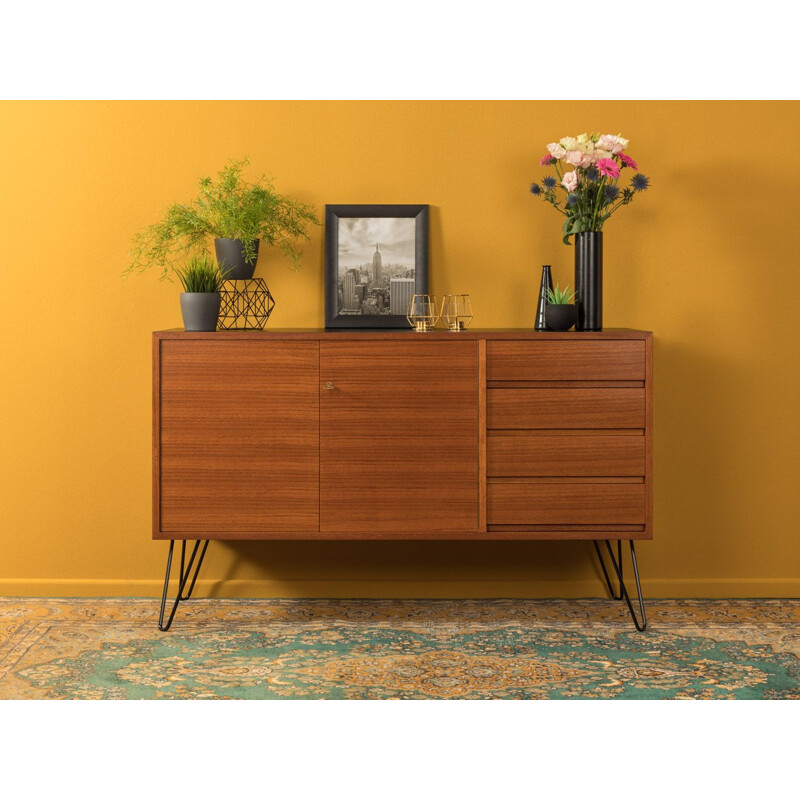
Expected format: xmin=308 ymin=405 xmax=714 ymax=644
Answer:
xmin=604 ymin=184 xmax=620 ymax=202
xmin=542 ymin=176 xmax=557 ymax=189
xmin=585 ymin=167 xmax=599 ymax=181
xmin=529 ymin=182 xmax=542 ymax=196
xmin=631 ymin=173 xmax=650 ymax=192
xmin=566 ymin=194 xmax=579 ymax=207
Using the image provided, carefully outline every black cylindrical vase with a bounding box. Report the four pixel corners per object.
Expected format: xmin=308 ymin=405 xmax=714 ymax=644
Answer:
xmin=574 ymin=232 xmax=603 ymax=331
xmin=535 ymin=264 xmax=554 ymax=331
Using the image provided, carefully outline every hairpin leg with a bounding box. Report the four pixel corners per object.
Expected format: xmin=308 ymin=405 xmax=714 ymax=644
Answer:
xmin=593 ymin=539 xmax=647 ymax=631
xmin=158 ymin=540 xmax=209 ymax=631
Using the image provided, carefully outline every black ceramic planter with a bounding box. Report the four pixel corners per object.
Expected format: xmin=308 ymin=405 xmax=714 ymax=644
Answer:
xmin=545 ymin=303 xmax=577 ymax=332
xmin=180 ymin=292 xmax=221 ymax=331
xmin=574 ymin=231 xmax=602 ymax=331
xmin=214 ymin=238 xmax=259 ymax=280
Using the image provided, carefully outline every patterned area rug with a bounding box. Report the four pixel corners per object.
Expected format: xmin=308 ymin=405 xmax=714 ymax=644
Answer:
xmin=1 ymin=598 xmax=798 ymax=699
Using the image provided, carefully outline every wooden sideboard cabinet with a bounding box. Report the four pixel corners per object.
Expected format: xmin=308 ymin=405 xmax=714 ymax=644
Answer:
xmin=153 ymin=329 xmax=653 ymax=629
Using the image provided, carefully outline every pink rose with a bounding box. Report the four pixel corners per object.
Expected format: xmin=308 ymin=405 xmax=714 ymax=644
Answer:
xmin=596 ymin=158 xmax=621 ymax=179
xmin=596 ymin=134 xmax=629 ymax=154
xmin=561 ymin=170 xmax=579 ymax=192
xmin=547 ymin=142 xmax=567 ymax=159
xmin=565 ymin=150 xmax=593 ymax=168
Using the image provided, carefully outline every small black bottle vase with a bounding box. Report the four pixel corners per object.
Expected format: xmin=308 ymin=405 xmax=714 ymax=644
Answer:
xmin=574 ymin=231 xmax=603 ymax=331
xmin=535 ymin=264 xmax=554 ymax=331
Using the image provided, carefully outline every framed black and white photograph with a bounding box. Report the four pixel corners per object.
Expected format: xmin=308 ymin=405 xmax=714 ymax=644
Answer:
xmin=324 ymin=204 xmax=429 ymax=328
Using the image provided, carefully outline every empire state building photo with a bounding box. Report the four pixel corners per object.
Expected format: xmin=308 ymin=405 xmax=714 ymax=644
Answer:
xmin=335 ymin=217 xmax=417 ymax=317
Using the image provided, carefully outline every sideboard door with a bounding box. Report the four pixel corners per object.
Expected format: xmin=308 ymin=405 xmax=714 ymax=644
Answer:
xmin=319 ymin=341 xmax=479 ymax=533
xmin=157 ymin=340 xmax=319 ymax=534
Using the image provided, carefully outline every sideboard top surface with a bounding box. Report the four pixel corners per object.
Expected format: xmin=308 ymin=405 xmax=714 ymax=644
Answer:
xmin=154 ymin=328 xmax=652 ymax=341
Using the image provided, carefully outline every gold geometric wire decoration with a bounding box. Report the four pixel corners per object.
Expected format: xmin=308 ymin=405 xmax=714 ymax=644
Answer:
xmin=406 ymin=294 xmax=439 ymax=332
xmin=218 ymin=279 xmax=276 ymax=330
xmin=440 ymin=294 xmax=473 ymax=331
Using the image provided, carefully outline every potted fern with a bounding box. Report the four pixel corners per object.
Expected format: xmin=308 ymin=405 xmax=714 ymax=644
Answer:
xmin=127 ymin=158 xmax=318 ymax=280
xmin=175 ymin=255 xmax=229 ymax=331
xmin=545 ymin=284 xmax=577 ymax=331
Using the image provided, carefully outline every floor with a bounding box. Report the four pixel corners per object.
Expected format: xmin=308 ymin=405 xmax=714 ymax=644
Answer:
xmin=1 ymin=598 xmax=798 ymax=699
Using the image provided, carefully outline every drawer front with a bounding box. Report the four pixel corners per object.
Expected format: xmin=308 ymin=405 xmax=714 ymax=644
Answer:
xmin=488 ymin=433 xmax=645 ymax=477
xmin=487 ymin=341 xmax=645 ymax=382
xmin=488 ymin=388 xmax=645 ymax=429
xmin=488 ymin=482 xmax=646 ymax=525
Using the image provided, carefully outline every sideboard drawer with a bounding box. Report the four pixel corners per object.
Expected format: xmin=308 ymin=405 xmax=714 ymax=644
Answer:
xmin=487 ymin=341 xmax=645 ymax=382
xmin=488 ymin=432 xmax=645 ymax=477
xmin=488 ymin=388 xmax=645 ymax=429
xmin=488 ymin=482 xmax=646 ymax=525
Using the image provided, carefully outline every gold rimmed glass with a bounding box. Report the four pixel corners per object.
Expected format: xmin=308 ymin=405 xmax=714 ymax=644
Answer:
xmin=440 ymin=294 xmax=473 ymax=331
xmin=406 ymin=294 xmax=439 ymax=332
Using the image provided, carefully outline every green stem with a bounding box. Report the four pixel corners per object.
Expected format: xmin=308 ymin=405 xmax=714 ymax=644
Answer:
xmin=592 ymin=175 xmax=607 ymax=230
xmin=604 ymin=197 xmax=628 ymax=218
xmin=547 ymin=193 xmax=567 ymax=215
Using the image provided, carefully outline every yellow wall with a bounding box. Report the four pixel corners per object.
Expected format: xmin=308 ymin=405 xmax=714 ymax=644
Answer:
xmin=1 ymin=101 xmax=798 ymax=598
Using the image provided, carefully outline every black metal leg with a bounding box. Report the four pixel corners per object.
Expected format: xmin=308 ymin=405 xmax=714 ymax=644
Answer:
xmin=158 ymin=540 xmax=209 ymax=631
xmin=594 ymin=539 xmax=647 ymax=631
xmin=594 ymin=540 xmax=624 ymax=600
xmin=180 ymin=540 xmax=209 ymax=601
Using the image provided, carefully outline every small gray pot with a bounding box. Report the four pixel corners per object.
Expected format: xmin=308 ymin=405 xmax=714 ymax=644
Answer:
xmin=545 ymin=303 xmax=577 ymax=332
xmin=214 ymin=238 xmax=259 ymax=280
xmin=180 ymin=292 xmax=221 ymax=331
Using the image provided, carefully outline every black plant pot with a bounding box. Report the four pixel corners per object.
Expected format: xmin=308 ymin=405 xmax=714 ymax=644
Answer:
xmin=545 ymin=304 xmax=577 ymax=332
xmin=180 ymin=292 xmax=221 ymax=331
xmin=574 ymin=231 xmax=602 ymax=331
xmin=214 ymin=238 xmax=260 ymax=280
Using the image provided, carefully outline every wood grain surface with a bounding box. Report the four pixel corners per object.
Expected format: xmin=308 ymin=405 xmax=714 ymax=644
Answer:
xmin=157 ymin=340 xmax=319 ymax=533
xmin=487 ymin=340 xmax=645 ymax=381
xmin=487 ymin=432 xmax=645 ymax=477
xmin=319 ymin=340 xmax=479 ymax=532
xmin=487 ymin=388 xmax=645 ymax=429
xmin=153 ymin=330 xmax=653 ymax=541
xmin=487 ymin=482 xmax=647 ymax=525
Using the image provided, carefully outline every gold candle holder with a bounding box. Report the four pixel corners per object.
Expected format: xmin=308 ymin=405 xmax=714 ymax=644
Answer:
xmin=440 ymin=294 xmax=473 ymax=331
xmin=406 ymin=294 xmax=439 ymax=332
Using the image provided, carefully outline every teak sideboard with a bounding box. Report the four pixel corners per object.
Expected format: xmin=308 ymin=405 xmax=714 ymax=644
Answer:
xmin=152 ymin=329 xmax=653 ymax=630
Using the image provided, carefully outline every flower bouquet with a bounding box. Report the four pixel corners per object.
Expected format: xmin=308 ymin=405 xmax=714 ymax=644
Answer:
xmin=530 ymin=133 xmax=649 ymax=245
xmin=530 ymin=132 xmax=650 ymax=330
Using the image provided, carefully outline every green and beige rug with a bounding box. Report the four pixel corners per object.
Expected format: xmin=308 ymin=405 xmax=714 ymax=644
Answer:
xmin=0 ymin=598 xmax=798 ymax=699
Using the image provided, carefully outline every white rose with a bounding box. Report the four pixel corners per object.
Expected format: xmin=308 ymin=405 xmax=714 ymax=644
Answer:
xmin=596 ymin=134 xmax=616 ymax=151
xmin=560 ymin=136 xmax=578 ymax=151
xmin=597 ymin=134 xmax=629 ymax=154
xmin=613 ymin=135 xmax=630 ymax=152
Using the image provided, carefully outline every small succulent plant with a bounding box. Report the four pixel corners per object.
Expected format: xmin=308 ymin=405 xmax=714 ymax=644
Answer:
xmin=547 ymin=284 xmax=576 ymax=305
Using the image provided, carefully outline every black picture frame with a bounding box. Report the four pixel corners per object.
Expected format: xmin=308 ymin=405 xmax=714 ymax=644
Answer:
xmin=324 ymin=204 xmax=429 ymax=328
